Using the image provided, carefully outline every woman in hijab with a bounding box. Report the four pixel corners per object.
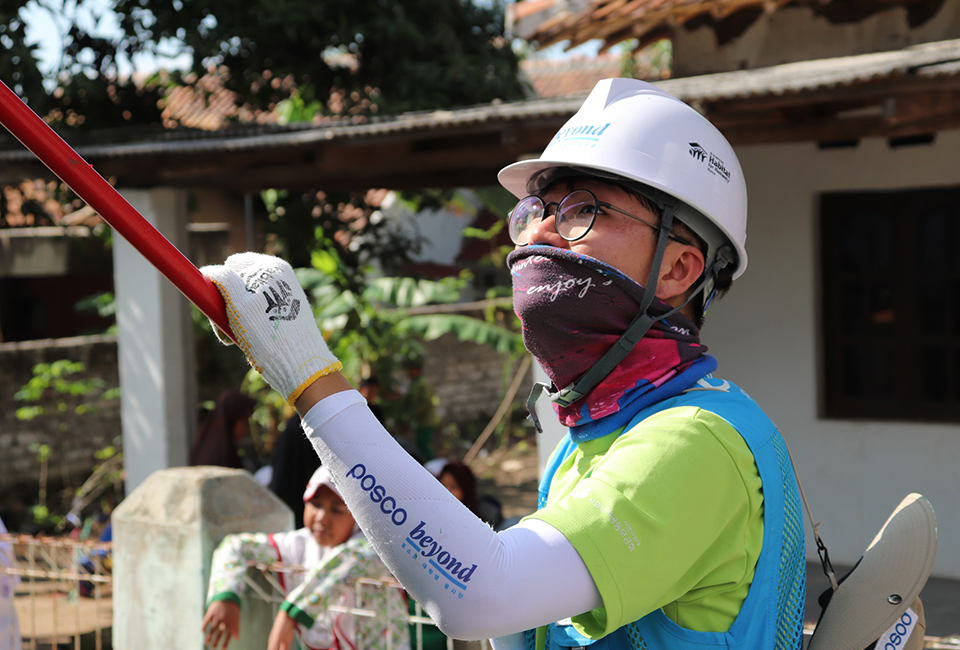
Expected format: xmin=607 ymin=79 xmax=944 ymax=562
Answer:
xmin=189 ymin=389 xmax=256 ymax=468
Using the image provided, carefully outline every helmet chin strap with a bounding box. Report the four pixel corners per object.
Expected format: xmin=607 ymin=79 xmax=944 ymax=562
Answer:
xmin=525 ymin=196 xmax=731 ymax=433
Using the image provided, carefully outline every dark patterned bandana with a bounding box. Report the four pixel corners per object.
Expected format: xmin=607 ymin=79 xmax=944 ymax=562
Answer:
xmin=508 ymin=245 xmax=716 ymax=435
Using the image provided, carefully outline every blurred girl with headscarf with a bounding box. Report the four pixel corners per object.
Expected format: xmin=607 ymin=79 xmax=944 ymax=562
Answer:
xmin=189 ymin=389 xmax=256 ymax=468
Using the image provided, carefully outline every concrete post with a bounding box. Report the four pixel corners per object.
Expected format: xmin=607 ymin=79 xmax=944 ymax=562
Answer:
xmin=112 ymin=188 xmax=196 ymax=494
xmin=112 ymin=467 xmax=294 ymax=650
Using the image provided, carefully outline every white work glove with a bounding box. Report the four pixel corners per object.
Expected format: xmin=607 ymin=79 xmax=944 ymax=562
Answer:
xmin=200 ymin=252 xmax=342 ymax=405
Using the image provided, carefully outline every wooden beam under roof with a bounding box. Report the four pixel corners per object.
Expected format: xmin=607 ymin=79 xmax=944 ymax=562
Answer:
xmin=3 ymin=46 xmax=960 ymax=190
xmin=703 ymin=79 xmax=960 ymax=145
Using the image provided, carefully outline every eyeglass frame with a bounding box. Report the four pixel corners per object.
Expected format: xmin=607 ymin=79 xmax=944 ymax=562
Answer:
xmin=508 ymin=188 xmax=693 ymax=247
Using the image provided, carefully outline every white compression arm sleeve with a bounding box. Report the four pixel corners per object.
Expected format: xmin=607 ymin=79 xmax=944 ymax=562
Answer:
xmin=301 ymin=390 xmax=602 ymax=640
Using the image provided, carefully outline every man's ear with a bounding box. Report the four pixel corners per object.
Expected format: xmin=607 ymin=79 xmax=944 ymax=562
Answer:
xmin=656 ymin=244 xmax=705 ymax=306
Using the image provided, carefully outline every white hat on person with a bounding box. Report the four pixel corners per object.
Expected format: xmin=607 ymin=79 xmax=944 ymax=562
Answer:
xmin=808 ymin=493 xmax=936 ymax=650
xmin=302 ymin=466 xmax=342 ymax=502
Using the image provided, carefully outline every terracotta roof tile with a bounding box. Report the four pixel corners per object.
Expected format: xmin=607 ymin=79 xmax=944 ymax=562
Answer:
xmin=509 ymin=0 xmax=935 ymax=52
xmin=520 ymin=49 xmax=669 ymax=99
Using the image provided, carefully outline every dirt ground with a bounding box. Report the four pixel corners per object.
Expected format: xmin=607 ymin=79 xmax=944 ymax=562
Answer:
xmin=13 ymin=581 xmax=113 ymax=646
xmin=468 ymin=444 xmax=540 ymax=522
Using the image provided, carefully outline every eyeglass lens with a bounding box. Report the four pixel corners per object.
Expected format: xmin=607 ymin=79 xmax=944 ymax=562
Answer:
xmin=509 ymin=189 xmax=598 ymax=245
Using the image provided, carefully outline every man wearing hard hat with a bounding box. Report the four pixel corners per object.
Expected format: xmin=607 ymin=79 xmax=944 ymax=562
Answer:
xmin=202 ymin=78 xmax=931 ymax=650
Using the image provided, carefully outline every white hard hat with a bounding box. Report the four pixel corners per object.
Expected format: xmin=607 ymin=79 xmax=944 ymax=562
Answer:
xmin=498 ymin=78 xmax=748 ymax=280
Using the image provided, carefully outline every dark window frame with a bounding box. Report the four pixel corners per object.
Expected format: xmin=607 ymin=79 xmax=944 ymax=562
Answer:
xmin=820 ymin=185 xmax=960 ymax=422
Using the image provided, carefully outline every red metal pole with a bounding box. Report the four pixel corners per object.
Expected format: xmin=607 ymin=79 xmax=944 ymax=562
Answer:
xmin=0 ymin=80 xmax=236 ymax=342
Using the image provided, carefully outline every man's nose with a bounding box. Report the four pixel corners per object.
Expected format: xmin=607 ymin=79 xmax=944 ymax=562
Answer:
xmin=526 ymin=207 xmax=567 ymax=247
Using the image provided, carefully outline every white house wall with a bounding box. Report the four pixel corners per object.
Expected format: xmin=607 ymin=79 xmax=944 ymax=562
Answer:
xmin=704 ymin=130 xmax=960 ymax=578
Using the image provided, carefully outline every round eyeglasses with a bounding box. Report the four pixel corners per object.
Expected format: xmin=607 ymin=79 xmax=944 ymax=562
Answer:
xmin=508 ymin=189 xmax=691 ymax=247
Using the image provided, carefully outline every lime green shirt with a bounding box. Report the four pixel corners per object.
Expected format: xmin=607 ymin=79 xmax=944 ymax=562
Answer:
xmin=526 ymin=406 xmax=764 ymax=638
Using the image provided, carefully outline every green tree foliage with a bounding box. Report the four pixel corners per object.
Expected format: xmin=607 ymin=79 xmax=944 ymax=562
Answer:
xmin=260 ymin=187 xmax=425 ymax=272
xmin=7 ymin=0 xmax=525 ymax=128
xmin=14 ymin=360 xmax=122 ymax=529
xmin=298 ymin=263 xmax=522 ymax=388
xmin=14 ymin=359 xmax=118 ymax=421
xmin=234 ymin=262 xmax=522 ymax=453
xmin=2 ymin=1 xmax=171 ymax=129
xmin=0 ymin=4 xmax=49 ymax=111
xmin=112 ymin=0 xmax=525 ymax=116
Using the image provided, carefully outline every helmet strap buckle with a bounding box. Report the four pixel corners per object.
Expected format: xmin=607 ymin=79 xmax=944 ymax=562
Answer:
xmin=525 ymin=381 xmax=588 ymax=433
xmin=701 ymin=244 xmax=735 ymax=310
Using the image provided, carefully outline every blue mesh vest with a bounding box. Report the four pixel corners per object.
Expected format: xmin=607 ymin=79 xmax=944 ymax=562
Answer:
xmin=530 ymin=377 xmax=806 ymax=650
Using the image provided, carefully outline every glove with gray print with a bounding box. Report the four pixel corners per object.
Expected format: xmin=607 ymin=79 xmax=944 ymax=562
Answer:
xmin=201 ymin=252 xmax=341 ymax=405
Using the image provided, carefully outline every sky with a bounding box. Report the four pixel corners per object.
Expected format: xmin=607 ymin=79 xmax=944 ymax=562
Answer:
xmin=20 ymin=0 xmax=190 ymax=80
